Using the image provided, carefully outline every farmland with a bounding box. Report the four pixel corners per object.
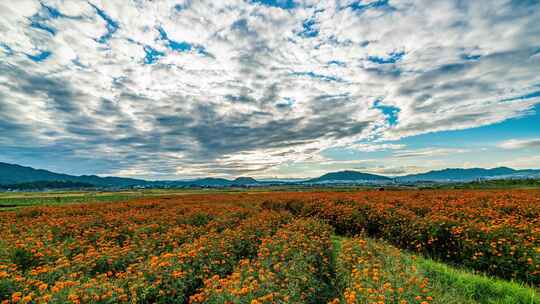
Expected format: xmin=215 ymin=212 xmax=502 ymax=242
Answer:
xmin=0 ymin=190 xmax=539 ymax=303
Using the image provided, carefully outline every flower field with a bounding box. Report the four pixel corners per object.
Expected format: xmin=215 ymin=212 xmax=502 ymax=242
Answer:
xmin=331 ymin=237 xmax=433 ymax=304
xmin=261 ymin=190 xmax=540 ymax=285
xmin=190 ymin=218 xmax=335 ymax=304
xmin=0 ymin=190 xmax=539 ymax=303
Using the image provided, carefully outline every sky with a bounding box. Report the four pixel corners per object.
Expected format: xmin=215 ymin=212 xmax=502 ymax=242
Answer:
xmin=0 ymin=0 xmax=539 ymax=179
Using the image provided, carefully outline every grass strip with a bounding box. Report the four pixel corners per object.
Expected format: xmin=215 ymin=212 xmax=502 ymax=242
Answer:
xmin=332 ymin=236 xmax=539 ymax=304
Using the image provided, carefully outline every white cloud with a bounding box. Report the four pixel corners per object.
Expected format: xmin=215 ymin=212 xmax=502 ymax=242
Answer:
xmin=362 ymin=165 xmax=426 ymax=176
xmin=0 ymin=0 xmax=539 ymax=178
xmin=496 ymin=155 xmax=540 ymax=169
xmin=393 ymin=148 xmax=468 ymax=158
xmin=497 ymin=138 xmax=540 ymax=149
xmin=347 ymin=143 xmax=406 ymax=152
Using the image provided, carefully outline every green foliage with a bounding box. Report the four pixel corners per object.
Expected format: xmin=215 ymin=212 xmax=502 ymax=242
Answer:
xmin=333 ymin=236 xmax=540 ymax=304
xmin=191 ymin=219 xmax=336 ymax=304
xmin=0 ymin=181 xmax=95 ymax=191
xmin=427 ymin=179 xmax=540 ymax=190
xmin=10 ymin=248 xmax=41 ymax=272
xmin=261 ymin=197 xmax=540 ymax=285
xmin=416 ymin=253 xmax=540 ymax=303
xmin=0 ymin=279 xmax=18 ymax=300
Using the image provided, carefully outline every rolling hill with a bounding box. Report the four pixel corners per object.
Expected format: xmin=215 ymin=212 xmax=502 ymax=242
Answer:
xmin=2 ymin=162 xmax=540 ymax=189
xmin=0 ymin=162 xmax=149 ymax=187
xmin=0 ymin=162 xmax=262 ymax=188
xmin=306 ymin=170 xmax=391 ymax=184
xmin=397 ymin=167 xmax=540 ymax=182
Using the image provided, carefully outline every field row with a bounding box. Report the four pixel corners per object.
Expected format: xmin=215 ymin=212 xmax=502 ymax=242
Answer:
xmin=261 ymin=190 xmax=540 ymax=285
xmin=190 ymin=218 xmax=335 ymax=303
xmin=0 ymin=190 xmax=539 ymax=303
xmin=0 ymin=200 xmax=290 ymax=303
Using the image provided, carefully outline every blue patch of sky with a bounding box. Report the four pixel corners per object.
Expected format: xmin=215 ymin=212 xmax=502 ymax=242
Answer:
xmin=461 ymin=53 xmax=481 ymax=61
xmin=126 ymin=38 xmax=139 ymax=45
xmin=27 ymin=2 xmax=67 ymax=36
xmin=157 ymin=26 xmax=210 ymax=55
xmin=396 ymin=103 xmax=540 ymax=149
xmin=71 ymin=58 xmax=88 ymax=68
xmin=318 ymin=35 xmax=353 ymax=48
xmin=328 ymin=60 xmax=346 ymax=67
xmin=298 ymin=18 xmax=318 ymax=38
xmin=38 ymin=2 xmax=81 ymax=19
xmin=40 ymin=2 xmax=64 ymax=18
xmin=126 ymin=37 xmax=171 ymax=64
xmin=321 ymin=104 xmax=540 ymax=165
xmin=158 ymin=27 xmax=191 ymax=51
xmin=29 ymin=20 xmax=56 ymax=35
xmin=320 ymin=144 xmax=398 ymax=162
xmin=373 ymin=100 xmax=400 ymax=126
xmin=0 ymin=43 xmax=13 ymax=56
xmin=26 ymin=50 xmax=51 ymax=62
xmin=348 ymin=0 xmax=395 ymax=12
xmin=291 ymin=71 xmax=345 ymax=83
xmin=315 ymin=35 xmax=354 ymax=50
xmin=368 ymin=51 xmax=405 ymax=64
xmin=287 ymin=37 xmax=298 ymax=45
xmin=320 ymin=147 xmax=367 ymax=161
xmin=250 ymin=0 xmax=296 ymax=9
xmin=143 ymin=46 xmax=165 ymax=64
xmin=112 ymin=76 xmax=124 ymax=84
xmin=170 ymin=40 xmax=193 ymax=52
xmin=89 ymin=3 xmax=119 ymax=44
xmin=174 ymin=2 xmax=189 ymax=11
xmin=275 ymin=97 xmax=295 ymax=108
xmin=510 ymin=0 xmax=540 ymax=8
xmin=196 ymin=47 xmax=213 ymax=58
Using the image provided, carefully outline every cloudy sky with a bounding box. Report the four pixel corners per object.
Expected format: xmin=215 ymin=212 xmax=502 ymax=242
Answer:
xmin=1 ymin=0 xmax=539 ymax=179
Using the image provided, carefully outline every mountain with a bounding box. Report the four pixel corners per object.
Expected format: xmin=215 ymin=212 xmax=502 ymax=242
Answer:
xmin=0 ymin=180 xmax=95 ymax=190
xmin=177 ymin=177 xmax=261 ymax=187
xmin=0 ymin=162 xmax=71 ymax=185
xmin=0 ymin=162 xmax=267 ymax=188
xmin=398 ymin=167 xmax=540 ymax=182
xmin=233 ymin=177 xmax=259 ymax=185
xmin=2 ymin=161 xmax=540 ymax=189
xmin=0 ymin=162 xmax=150 ymax=187
xmin=306 ymin=170 xmax=391 ymax=184
xmin=183 ymin=178 xmax=233 ymax=187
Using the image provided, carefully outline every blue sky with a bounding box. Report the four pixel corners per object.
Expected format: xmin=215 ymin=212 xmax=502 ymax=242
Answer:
xmin=0 ymin=0 xmax=539 ymax=179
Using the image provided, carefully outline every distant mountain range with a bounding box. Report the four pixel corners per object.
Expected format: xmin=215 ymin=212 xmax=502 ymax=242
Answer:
xmin=175 ymin=177 xmax=260 ymax=187
xmin=0 ymin=162 xmax=148 ymax=187
xmin=0 ymin=162 xmax=539 ymax=189
xmin=306 ymin=170 xmax=391 ymax=184
xmin=0 ymin=162 xmax=264 ymax=188
xmin=395 ymin=167 xmax=540 ymax=182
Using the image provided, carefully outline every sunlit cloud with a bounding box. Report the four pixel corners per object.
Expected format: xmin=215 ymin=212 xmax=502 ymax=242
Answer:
xmin=497 ymin=138 xmax=540 ymax=150
xmin=393 ymin=148 xmax=468 ymax=158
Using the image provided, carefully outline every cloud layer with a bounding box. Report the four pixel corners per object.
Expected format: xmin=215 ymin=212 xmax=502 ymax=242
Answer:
xmin=1 ymin=0 xmax=539 ymax=178
xmin=498 ymin=138 xmax=540 ymax=149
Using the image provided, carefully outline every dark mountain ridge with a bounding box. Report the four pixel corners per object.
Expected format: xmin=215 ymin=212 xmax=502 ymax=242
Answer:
xmin=306 ymin=170 xmax=391 ymax=183
xmin=0 ymin=162 xmax=263 ymax=188
xmin=0 ymin=162 xmax=147 ymax=187
xmin=1 ymin=162 xmax=539 ymax=189
xmin=397 ymin=167 xmax=540 ymax=182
